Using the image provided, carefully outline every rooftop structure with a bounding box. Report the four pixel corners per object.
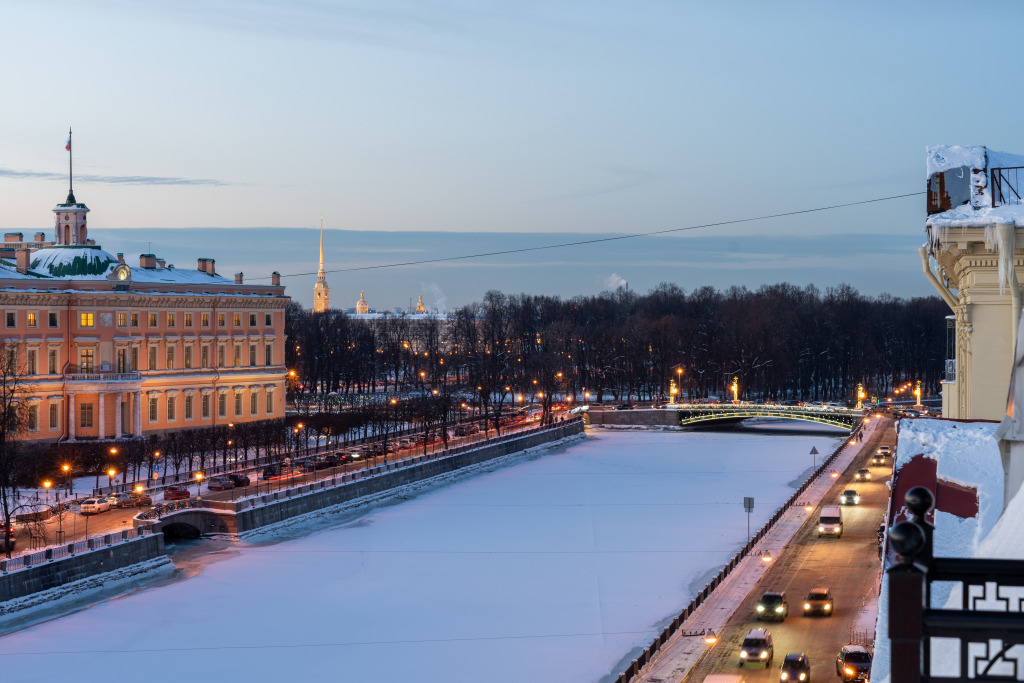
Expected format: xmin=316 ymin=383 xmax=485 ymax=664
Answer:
xmin=923 ymin=145 xmax=1024 ymax=420
xmin=313 ymin=216 xmax=329 ymax=313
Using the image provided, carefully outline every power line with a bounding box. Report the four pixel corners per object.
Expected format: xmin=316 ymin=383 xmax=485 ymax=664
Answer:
xmin=255 ymin=191 xmax=924 ymax=281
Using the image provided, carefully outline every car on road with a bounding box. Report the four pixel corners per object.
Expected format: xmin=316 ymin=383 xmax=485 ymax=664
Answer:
xmin=854 ymin=468 xmax=871 ymax=481
xmin=877 ymin=445 xmax=892 ymax=456
xmin=779 ymin=653 xmax=811 ymax=681
xmin=755 ymin=591 xmax=788 ymax=621
xmin=226 ymin=473 xmax=251 ymax=487
xmin=803 ymin=587 xmax=834 ymax=617
xmin=0 ymin=524 xmax=16 ymax=551
xmin=262 ymin=464 xmax=290 ymax=479
xmin=871 ymin=452 xmax=886 ymax=465
xmin=206 ymin=476 xmax=235 ymax=491
xmin=163 ymin=486 xmax=191 ymax=501
xmin=836 ymin=644 xmax=872 ymax=681
xmin=80 ymin=498 xmax=112 ymax=514
xmin=105 ymin=492 xmax=134 ymax=509
xmin=738 ymin=628 xmax=773 ymax=668
xmin=314 ymin=454 xmax=339 ymax=469
xmin=839 ymin=489 xmax=860 ymax=505
xmin=129 ymin=492 xmax=153 ymax=507
xmin=817 ymin=505 xmax=843 ymax=538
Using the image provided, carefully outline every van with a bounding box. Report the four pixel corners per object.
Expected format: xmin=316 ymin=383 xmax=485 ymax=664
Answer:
xmin=818 ymin=505 xmax=843 ymax=538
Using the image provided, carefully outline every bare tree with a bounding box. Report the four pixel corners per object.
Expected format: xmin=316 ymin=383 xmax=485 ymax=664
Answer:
xmin=0 ymin=340 xmax=32 ymax=556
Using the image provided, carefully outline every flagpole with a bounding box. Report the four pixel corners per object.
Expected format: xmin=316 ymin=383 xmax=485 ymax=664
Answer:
xmin=68 ymin=127 xmax=73 ymax=197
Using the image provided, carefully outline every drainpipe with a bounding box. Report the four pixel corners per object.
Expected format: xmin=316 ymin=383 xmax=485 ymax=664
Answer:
xmin=919 ymin=247 xmax=958 ymax=311
xmin=997 ymin=223 xmax=1022 ymax=353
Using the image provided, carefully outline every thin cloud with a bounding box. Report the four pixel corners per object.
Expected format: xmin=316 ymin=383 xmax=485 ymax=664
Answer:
xmin=0 ymin=168 xmax=229 ymax=186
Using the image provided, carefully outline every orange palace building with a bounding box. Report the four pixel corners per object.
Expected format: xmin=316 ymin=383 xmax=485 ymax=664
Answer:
xmin=0 ymin=185 xmax=288 ymax=444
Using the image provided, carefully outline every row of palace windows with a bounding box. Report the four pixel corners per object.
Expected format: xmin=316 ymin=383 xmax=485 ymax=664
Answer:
xmin=3 ymin=342 xmax=275 ymax=376
xmin=23 ymin=391 xmax=277 ymax=431
xmin=3 ymin=311 xmax=274 ymax=330
xmin=145 ymin=391 xmax=274 ymax=424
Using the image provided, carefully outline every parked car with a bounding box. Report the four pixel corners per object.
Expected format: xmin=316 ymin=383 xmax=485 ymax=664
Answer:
xmin=738 ymin=628 xmax=774 ymax=668
xmin=314 ymin=454 xmax=339 ymax=469
xmin=129 ymin=492 xmax=153 ymax=507
xmin=803 ymin=587 xmax=834 ymax=617
xmin=0 ymin=527 xmax=16 ymax=550
xmin=836 ymin=644 xmax=872 ymax=681
xmin=755 ymin=591 xmax=788 ymax=621
xmin=206 ymin=476 xmax=235 ymax=491
xmin=779 ymin=652 xmax=811 ymax=681
xmin=105 ymin=492 xmax=134 ymax=509
xmin=226 ymin=473 xmax=251 ymax=487
xmin=262 ymin=464 xmax=288 ymax=479
xmin=163 ymin=486 xmax=191 ymax=501
xmin=80 ymin=497 xmax=112 ymax=514
xmin=347 ymin=451 xmax=364 ymax=461
xmin=854 ymin=468 xmax=871 ymax=481
xmin=839 ymin=489 xmax=860 ymax=506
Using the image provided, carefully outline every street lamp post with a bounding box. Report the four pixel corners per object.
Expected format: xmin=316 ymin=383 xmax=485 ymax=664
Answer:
xmin=62 ymin=463 xmax=71 ymax=496
xmin=43 ymin=480 xmax=51 ymax=507
xmin=107 ymin=468 xmax=116 ymax=493
xmin=195 ymin=472 xmax=203 ymax=501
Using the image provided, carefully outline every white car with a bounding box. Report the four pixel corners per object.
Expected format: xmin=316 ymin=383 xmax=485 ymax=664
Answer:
xmin=79 ymin=498 xmax=111 ymax=515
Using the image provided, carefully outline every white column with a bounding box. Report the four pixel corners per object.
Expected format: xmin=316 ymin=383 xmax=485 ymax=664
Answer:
xmin=68 ymin=393 xmax=75 ymax=441
xmin=98 ymin=393 xmax=106 ymax=439
xmin=133 ymin=391 xmax=142 ymax=437
xmin=115 ymin=392 xmax=122 ymax=437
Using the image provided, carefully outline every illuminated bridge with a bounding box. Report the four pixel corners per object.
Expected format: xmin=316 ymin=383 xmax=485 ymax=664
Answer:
xmin=674 ymin=403 xmax=865 ymax=430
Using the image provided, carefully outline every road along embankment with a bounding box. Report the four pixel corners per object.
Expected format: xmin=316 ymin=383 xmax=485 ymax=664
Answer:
xmin=144 ymin=418 xmax=585 ymax=538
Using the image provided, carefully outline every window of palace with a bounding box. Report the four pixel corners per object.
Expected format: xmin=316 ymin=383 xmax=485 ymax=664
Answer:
xmin=80 ymin=403 xmax=93 ymax=428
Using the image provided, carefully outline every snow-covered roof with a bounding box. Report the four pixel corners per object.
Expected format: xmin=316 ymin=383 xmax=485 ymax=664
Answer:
xmin=926 ymin=145 xmax=1024 ymax=229
xmin=30 ymin=246 xmax=118 ymax=278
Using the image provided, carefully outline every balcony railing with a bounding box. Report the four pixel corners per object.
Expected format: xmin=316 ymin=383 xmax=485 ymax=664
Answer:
xmin=991 ymin=166 xmax=1024 ymax=207
xmin=64 ymin=372 xmax=142 ymax=382
xmin=888 ymin=486 xmax=1024 ymax=682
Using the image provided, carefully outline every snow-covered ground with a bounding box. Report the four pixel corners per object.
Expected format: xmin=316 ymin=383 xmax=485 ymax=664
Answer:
xmin=0 ymin=428 xmax=843 ymax=682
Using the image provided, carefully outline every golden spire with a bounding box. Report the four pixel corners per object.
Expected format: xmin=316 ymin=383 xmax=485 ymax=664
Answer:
xmin=319 ymin=214 xmax=324 ymax=270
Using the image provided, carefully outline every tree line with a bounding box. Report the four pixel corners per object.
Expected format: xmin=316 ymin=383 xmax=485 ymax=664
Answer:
xmin=287 ymin=281 xmax=949 ymax=410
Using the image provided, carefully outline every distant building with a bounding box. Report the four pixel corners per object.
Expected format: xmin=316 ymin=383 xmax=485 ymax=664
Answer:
xmin=356 ymin=290 xmax=369 ymax=315
xmin=313 ymin=217 xmax=329 ymax=313
xmin=0 ymin=180 xmax=288 ymax=443
xmin=924 ymin=145 xmax=1024 ymax=420
xmin=415 ymin=295 xmax=425 ymax=314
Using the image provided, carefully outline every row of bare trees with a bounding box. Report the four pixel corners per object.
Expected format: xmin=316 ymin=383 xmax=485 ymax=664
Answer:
xmin=287 ymin=282 xmax=949 ymax=413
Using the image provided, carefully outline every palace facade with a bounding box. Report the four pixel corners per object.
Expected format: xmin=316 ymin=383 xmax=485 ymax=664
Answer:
xmin=0 ymin=185 xmax=289 ymax=443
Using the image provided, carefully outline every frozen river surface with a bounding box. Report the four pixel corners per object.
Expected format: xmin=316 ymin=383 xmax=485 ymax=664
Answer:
xmin=0 ymin=428 xmax=843 ymax=682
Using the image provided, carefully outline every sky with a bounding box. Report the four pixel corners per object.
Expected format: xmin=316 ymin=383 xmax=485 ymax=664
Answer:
xmin=4 ymin=1 xmax=1024 ymax=308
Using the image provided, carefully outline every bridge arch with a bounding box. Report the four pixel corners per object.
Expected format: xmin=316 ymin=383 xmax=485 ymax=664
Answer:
xmin=675 ymin=404 xmax=862 ymax=431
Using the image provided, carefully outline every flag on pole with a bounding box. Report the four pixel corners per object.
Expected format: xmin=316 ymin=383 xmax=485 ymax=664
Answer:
xmin=65 ymin=134 xmax=71 ymax=151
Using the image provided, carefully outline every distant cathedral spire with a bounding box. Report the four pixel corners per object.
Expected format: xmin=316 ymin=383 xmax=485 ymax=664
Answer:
xmin=313 ymin=214 xmax=330 ymax=313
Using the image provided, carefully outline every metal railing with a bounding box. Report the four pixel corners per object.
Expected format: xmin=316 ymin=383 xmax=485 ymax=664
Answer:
xmin=64 ymin=372 xmax=142 ymax=382
xmin=944 ymin=359 xmax=956 ymax=383
xmin=991 ymin=166 xmax=1024 ymax=208
xmin=0 ymin=526 xmax=157 ymax=574
xmin=888 ymin=486 xmax=1024 ymax=682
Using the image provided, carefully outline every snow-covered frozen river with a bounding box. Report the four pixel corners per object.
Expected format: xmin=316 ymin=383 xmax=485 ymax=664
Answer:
xmin=0 ymin=427 xmax=843 ymax=682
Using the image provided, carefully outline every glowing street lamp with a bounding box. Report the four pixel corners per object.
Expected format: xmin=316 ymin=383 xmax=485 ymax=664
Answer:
xmin=42 ymin=480 xmax=51 ymax=506
xmin=195 ymin=472 xmax=204 ymax=499
xmin=107 ymin=468 xmax=117 ymax=490
xmin=731 ymin=377 xmax=739 ymax=403
xmin=704 ymin=629 xmax=718 ymax=645
xmin=857 ymin=383 xmax=865 ymax=409
xmin=62 ymin=463 xmax=71 ymax=495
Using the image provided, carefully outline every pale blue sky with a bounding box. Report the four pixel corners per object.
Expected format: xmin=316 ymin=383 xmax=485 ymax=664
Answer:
xmin=2 ymin=1 xmax=1024 ymax=306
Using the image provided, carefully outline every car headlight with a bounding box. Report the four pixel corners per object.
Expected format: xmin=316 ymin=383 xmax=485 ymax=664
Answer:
xmin=760 ymin=651 xmax=768 ymax=658
xmin=854 ymin=497 xmax=860 ymax=503
xmin=818 ymin=526 xmax=825 ymax=532
xmin=824 ymin=604 xmax=831 ymax=610
xmin=781 ymin=674 xmax=789 ymax=681
xmin=804 ymin=603 xmax=811 ymax=609
xmin=845 ymin=666 xmax=854 ymax=675
xmin=775 ymin=605 xmax=784 ymax=613
xmin=740 ymin=651 xmax=748 ymax=658
xmin=756 ymin=605 xmax=765 ymax=612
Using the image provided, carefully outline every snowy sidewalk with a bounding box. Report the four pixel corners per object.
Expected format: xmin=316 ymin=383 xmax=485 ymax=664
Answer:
xmin=635 ymin=418 xmax=883 ymax=683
